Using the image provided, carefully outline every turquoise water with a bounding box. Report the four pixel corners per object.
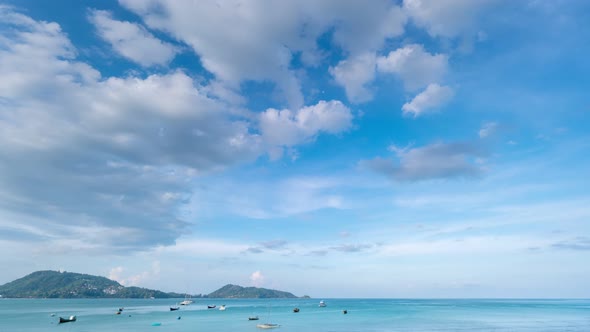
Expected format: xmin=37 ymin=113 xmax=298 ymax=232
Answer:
xmin=0 ymin=298 xmax=589 ymax=331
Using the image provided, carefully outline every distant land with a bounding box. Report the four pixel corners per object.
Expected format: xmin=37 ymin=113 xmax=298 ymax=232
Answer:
xmin=0 ymin=270 xmax=303 ymax=299
xmin=208 ymin=284 xmax=297 ymax=298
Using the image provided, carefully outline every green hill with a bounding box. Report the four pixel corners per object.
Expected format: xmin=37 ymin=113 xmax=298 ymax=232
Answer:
xmin=0 ymin=270 xmax=185 ymax=298
xmin=207 ymin=284 xmax=298 ymax=298
xmin=0 ymin=271 xmax=300 ymax=299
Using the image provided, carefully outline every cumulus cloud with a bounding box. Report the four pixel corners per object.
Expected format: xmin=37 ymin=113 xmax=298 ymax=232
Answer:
xmin=0 ymin=9 xmax=351 ymax=252
xmin=119 ymin=0 xmax=406 ymax=108
xmin=250 ymin=271 xmax=265 ymax=287
xmin=89 ymin=9 xmax=178 ymax=66
xmin=377 ymin=44 xmax=448 ymax=91
xmin=330 ymin=53 xmax=376 ymax=103
xmin=108 ymin=266 xmax=125 ymax=283
xmin=259 ymin=100 xmax=353 ymax=152
xmin=360 ymin=142 xmax=487 ymax=181
xmin=108 ymin=262 xmax=161 ymax=286
xmin=403 ymin=0 xmax=494 ymax=38
xmin=331 ymin=43 xmax=451 ymax=103
xmin=402 ymin=84 xmax=454 ymax=117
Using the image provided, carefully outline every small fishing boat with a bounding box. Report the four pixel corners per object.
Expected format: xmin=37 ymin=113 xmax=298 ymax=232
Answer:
xmin=257 ymin=323 xmax=280 ymax=329
xmin=249 ymin=316 xmax=259 ymax=320
xmin=293 ymin=307 xmax=300 ymax=313
xmin=170 ymin=306 xmax=180 ymax=311
xmin=58 ymin=316 xmax=76 ymax=324
xmin=219 ymin=305 xmax=226 ymax=311
xmin=319 ymin=300 xmax=326 ymax=307
xmin=207 ymin=305 xmax=216 ymax=309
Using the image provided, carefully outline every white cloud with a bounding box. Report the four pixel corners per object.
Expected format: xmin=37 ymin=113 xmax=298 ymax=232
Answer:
xmin=479 ymin=121 xmax=499 ymax=138
xmin=328 ymin=2 xmax=406 ymax=54
xmin=377 ymin=44 xmax=448 ymax=91
xmin=190 ymin=175 xmax=346 ymax=220
xmin=119 ymin=0 xmax=406 ymax=108
xmin=3 ymin=9 xmax=365 ymax=251
xmin=330 ymin=53 xmax=376 ymax=103
xmin=403 ymin=0 xmax=494 ymax=38
xmin=89 ymin=9 xmax=178 ymax=67
xmin=360 ymin=141 xmax=486 ymax=181
xmin=259 ymin=100 xmax=353 ymax=148
xmin=402 ymin=84 xmax=454 ymax=117
xmin=108 ymin=266 xmax=125 ymax=282
xmin=379 ymin=235 xmax=545 ymax=257
xmin=250 ymin=271 xmax=265 ymax=287
xmin=108 ymin=262 xmax=161 ymax=286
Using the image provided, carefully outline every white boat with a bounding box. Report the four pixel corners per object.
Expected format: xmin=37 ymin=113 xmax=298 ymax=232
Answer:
xmin=179 ymin=295 xmax=193 ymax=305
xmin=256 ymin=305 xmax=278 ymax=328
xmin=219 ymin=305 xmax=226 ymax=311
xmin=319 ymin=300 xmax=326 ymax=307
xmin=256 ymin=323 xmax=280 ymax=329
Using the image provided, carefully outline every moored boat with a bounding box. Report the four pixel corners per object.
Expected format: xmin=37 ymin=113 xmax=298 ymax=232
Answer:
xmin=58 ymin=316 xmax=76 ymax=324
xmin=319 ymin=300 xmax=326 ymax=307
xmin=249 ymin=316 xmax=259 ymax=320
xmin=256 ymin=323 xmax=280 ymax=329
xmin=179 ymin=294 xmax=193 ymax=305
xmin=170 ymin=306 xmax=180 ymax=311
xmin=207 ymin=305 xmax=216 ymax=309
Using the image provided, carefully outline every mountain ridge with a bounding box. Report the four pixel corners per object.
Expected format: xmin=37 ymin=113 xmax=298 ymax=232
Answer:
xmin=208 ymin=283 xmax=297 ymax=298
xmin=0 ymin=271 xmax=303 ymax=299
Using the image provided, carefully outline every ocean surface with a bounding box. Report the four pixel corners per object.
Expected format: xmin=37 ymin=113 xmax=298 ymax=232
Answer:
xmin=0 ymin=298 xmax=589 ymax=332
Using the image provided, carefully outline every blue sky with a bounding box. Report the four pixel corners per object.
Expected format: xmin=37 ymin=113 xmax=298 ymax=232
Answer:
xmin=0 ymin=0 xmax=589 ymax=298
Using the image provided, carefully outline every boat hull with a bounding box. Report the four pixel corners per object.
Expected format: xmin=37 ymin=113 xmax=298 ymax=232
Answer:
xmin=256 ymin=323 xmax=280 ymax=329
xmin=58 ymin=316 xmax=76 ymax=324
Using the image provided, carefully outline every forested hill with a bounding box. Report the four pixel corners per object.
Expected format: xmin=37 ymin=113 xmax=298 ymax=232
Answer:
xmin=0 ymin=271 xmax=302 ymax=299
xmin=208 ymin=284 xmax=298 ymax=298
xmin=0 ymin=270 xmax=185 ymax=298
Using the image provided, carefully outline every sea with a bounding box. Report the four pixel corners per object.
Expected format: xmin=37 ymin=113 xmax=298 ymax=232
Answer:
xmin=0 ymin=298 xmax=589 ymax=332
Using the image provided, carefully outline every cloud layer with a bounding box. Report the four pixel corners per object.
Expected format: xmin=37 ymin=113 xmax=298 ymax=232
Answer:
xmin=89 ymin=9 xmax=179 ymax=66
xmin=0 ymin=8 xmax=352 ymax=251
xmin=361 ymin=142 xmax=487 ymax=181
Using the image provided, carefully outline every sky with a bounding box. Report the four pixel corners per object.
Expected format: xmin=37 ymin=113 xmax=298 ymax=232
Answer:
xmin=0 ymin=0 xmax=589 ymax=298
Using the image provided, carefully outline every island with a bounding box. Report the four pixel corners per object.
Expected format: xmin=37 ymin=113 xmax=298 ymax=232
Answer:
xmin=208 ymin=284 xmax=297 ymax=298
xmin=0 ymin=270 xmax=303 ymax=299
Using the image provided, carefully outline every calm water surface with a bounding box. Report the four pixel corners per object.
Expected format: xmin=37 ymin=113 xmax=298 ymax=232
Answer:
xmin=0 ymin=298 xmax=589 ymax=331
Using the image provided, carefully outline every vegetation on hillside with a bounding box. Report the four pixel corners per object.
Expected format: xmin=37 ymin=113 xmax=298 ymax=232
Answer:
xmin=0 ymin=271 xmax=185 ymax=298
xmin=207 ymin=284 xmax=298 ymax=298
xmin=0 ymin=271 xmax=301 ymax=299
